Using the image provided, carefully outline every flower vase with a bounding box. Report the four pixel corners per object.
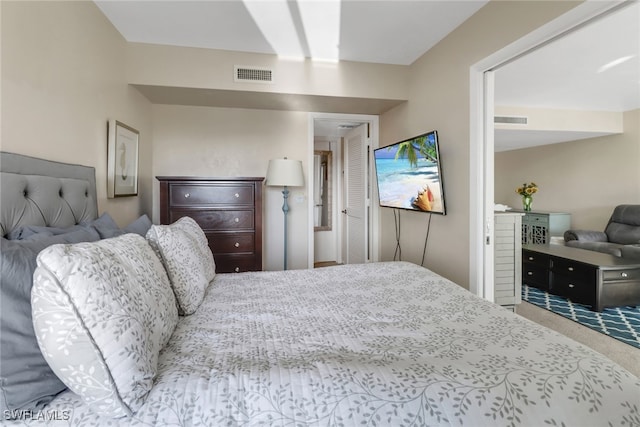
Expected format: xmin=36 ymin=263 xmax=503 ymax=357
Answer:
xmin=522 ymin=195 xmax=533 ymax=211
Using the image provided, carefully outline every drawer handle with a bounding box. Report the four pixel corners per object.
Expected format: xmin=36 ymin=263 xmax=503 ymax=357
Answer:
xmin=621 ymin=272 xmax=629 ymax=278
xmin=568 ymin=283 xmax=575 ymax=288
xmin=567 ymin=267 xmax=574 ymax=272
xmin=235 ymin=193 xmax=240 ymax=198
xmin=234 ymin=218 xmax=240 ymax=223
xmin=234 ymin=267 xmax=240 ymax=273
xmin=527 ymin=272 xmax=533 ymax=276
xmin=528 ymin=256 xmax=534 ymax=261
xmin=234 ymin=242 xmax=240 ymax=248
xmin=184 ymin=193 xmax=190 ymax=198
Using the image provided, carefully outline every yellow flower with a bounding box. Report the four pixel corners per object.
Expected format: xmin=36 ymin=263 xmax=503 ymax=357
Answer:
xmin=516 ymin=182 xmax=538 ymax=196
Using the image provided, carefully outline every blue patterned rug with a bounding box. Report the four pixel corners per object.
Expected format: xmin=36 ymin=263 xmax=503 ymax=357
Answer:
xmin=522 ymin=285 xmax=640 ymax=349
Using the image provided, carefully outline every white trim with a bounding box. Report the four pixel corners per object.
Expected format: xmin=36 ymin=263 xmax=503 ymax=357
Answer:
xmin=469 ymin=65 xmax=485 ymax=298
xmin=483 ymin=71 xmax=495 ymax=302
xmin=308 ymin=112 xmax=380 ymax=269
xmin=469 ymin=0 xmax=627 ymax=299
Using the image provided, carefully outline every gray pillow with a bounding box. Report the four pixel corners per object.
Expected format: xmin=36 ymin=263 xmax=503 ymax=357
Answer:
xmin=123 ymin=214 xmax=153 ymax=237
xmin=6 ymin=213 xmax=119 ymax=240
xmin=0 ymin=227 xmax=100 ymax=413
xmin=83 ymin=212 xmax=122 ymax=239
xmin=7 ymin=213 xmax=151 ymax=241
xmin=6 ymin=224 xmax=85 ymax=240
xmin=85 ymin=213 xmax=152 ymax=239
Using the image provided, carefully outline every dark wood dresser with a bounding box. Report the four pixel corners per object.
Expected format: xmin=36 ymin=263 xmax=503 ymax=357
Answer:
xmin=157 ymin=176 xmax=264 ymax=273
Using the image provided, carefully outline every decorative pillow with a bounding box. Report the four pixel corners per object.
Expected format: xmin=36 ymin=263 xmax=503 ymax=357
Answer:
xmin=31 ymin=234 xmax=178 ymax=418
xmin=85 ymin=212 xmax=123 ymax=239
xmin=91 ymin=213 xmax=153 ymax=239
xmin=146 ymin=216 xmax=215 ymax=315
xmin=123 ymin=214 xmax=153 ymax=237
xmin=0 ymin=228 xmax=100 ymax=414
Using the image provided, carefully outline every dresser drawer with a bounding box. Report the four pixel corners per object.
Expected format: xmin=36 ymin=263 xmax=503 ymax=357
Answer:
xmin=602 ymin=268 xmax=640 ymax=281
xmin=215 ymin=254 xmax=259 ymax=273
xmin=171 ymin=210 xmax=254 ymax=231
xmin=170 ymin=184 xmax=254 ymax=206
xmin=523 ymin=264 xmax=549 ymax=290
xmin=524 ymin=214 xmax=549 ymax=225
xmin=552 ymin=274 xmax=594 ymax=306
xmin=522 ymin=249 xmax=549 ymax=267
xmin=551 ymin=258 xmax=596 ymax=282
xmin=208 ymin=233 xmax=255 ymax=254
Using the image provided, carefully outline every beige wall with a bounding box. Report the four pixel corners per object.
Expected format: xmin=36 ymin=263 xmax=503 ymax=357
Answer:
xmin=495 ymin=106 xmax=623 ymax=133
xmin=495 ymin=108 xmax=640 ymax=231
xmin=1 ymin=0 xmax=153 ymax=226
xmin=379 ymin=0 xmax=579 ymax=287
xmin=126 ymin=43 xmax=409 ymax=101
xmin=151 ymin=105 xmax=309 ymax=271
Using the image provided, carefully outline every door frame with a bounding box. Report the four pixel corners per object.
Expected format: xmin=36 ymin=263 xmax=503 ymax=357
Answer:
xmin=308 ymin=112 xmax=380 ymax=269
xmin=469 ymin=0 xmax=627 ymax=298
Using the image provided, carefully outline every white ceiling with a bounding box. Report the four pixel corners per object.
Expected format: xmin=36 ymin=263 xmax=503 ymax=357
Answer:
xmin=95 ymin=0 xmax=640 ymax=148
xmin=95 ymin=0 xmax=488 ymax=65
xmin=493 ymin=1 xmax=640 ymax=151
xmin=495 ymin=2 xmax=639 ymax=112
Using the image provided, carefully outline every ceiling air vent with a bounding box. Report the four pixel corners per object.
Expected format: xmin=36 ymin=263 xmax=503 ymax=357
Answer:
xmin=494 ymin=116 xmax=528 ymax=125
xmin=234 ymin=66 xmax=274 ymax=84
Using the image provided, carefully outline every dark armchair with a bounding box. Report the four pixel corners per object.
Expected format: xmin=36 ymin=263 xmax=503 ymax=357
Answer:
xmin=564 ymin=204 xmax=640 ymax=257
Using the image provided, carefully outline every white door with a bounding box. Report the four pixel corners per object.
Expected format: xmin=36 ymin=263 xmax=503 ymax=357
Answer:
xmin=343 ymin=124 xmax=369 ymax=264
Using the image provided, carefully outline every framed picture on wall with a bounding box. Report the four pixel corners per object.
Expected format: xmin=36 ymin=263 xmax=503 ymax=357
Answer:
xmin=107 ymin=119 xmax=139 ymax=198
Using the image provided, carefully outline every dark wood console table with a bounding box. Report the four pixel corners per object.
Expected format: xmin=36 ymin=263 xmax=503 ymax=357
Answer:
xmin=522 ymin=244 xmax=640 ymax=311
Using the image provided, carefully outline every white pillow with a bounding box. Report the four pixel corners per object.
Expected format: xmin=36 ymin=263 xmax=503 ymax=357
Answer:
xmin=146 ymin=216 xmax=215 ymax=315
xmin=31 ymin=234 xmax=178 ymax=418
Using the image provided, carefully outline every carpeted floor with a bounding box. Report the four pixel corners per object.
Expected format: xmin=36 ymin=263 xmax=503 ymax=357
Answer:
xmin=522 ymin=284 xmax=640 ymax=349
xmin=515 ymin=300 xmax=640 ymax=377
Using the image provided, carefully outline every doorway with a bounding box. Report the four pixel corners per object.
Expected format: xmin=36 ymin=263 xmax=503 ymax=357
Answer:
xmin=469 ymin=1 xmax=628 ymax=299
xmin=307 ymin=113 xmax=380 ymax=269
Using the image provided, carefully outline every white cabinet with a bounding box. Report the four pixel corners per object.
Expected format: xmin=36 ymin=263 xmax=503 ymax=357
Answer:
xmin=494 ymin=212 xmax=524 ymax=308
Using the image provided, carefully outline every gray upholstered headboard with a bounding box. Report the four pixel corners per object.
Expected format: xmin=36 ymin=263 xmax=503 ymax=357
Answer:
xmin=0 ymin=152 xmax=98 ymax=237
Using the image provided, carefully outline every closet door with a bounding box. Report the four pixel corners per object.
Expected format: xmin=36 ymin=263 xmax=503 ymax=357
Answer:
xmin=343 ymin=124 xmax=368 ymax=264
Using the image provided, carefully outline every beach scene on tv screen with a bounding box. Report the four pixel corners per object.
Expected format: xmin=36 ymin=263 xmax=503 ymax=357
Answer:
xmin=375 ymin=133 xmax=444 ymax=213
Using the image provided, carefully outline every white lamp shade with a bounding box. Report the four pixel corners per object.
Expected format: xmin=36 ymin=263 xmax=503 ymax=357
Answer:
xmin=266 ymin=158 xmax=305 ymax=187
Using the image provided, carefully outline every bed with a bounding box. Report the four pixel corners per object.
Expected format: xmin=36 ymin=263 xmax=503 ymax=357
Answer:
xmin=1 ymin=152 xmax=639 ymax=426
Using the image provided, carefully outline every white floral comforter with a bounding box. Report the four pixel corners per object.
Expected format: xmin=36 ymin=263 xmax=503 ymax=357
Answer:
xmin=9 ymin=262 xmax=640 ymax=426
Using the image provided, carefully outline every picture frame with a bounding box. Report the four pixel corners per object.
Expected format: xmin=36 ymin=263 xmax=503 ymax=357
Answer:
xmin=107 ymin=119 xmax=139 ymax=198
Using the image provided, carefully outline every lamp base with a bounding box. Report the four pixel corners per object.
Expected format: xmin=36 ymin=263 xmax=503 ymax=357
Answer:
xmin=282 ymin=186 xmax=290 ymax=270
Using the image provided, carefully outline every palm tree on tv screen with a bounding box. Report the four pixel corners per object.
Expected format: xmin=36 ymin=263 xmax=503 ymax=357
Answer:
xmin=393 ymin=135 xmax=437 ymax=168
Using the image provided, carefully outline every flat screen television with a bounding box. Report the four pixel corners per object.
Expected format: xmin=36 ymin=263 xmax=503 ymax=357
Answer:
xmin=373 ymin=130 xmax=446 ymax=215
